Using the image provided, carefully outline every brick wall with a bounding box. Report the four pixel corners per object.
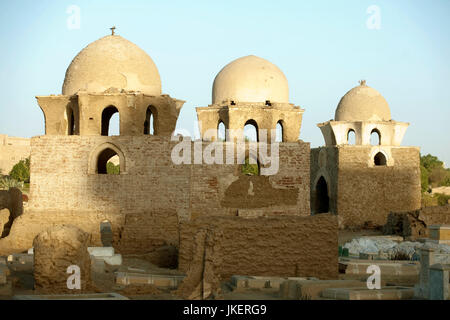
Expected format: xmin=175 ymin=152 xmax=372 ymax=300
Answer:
xmin=337 ymin=146 xmax=421 ymax=226
xmin=178 ymin=214 xmax=339 ymax=280
xmin=0 ymin=136 xmax=310 ymax=254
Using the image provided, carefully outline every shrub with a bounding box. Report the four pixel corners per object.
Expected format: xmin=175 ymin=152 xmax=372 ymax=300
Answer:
xmin=9 ymin=157 xmax=30 ymax=183
xmin=0 ymin=176 xmax=24 ymax=190
xmin=241 ymin=158 xmax=259 ymax=176
xmin=106 ymin=162 xmax=120 ymax=175
xmin=435 ymin=193 xmax=450 ymax=206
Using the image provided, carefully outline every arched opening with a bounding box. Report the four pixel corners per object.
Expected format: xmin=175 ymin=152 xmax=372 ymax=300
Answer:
xmin=374 ymin=152 xmax=387 ymax=166
xmin=67 ymin=108 xmax=75 ymax=135
xmin=347 ymin=129 xmax=356 ymax=145
xmin=101 ymin=106 xmax=119 ymax=136
xmin=144 ymin=106 xmax=157 ymax=135
xmin=244 ymin=119 xmax=259 ymax=142
xmin=370 ymin=129 xmax=381 ymax=146
xmin=314 ymin=176 xmax=329 ymax=214
xmin=218 ymin=121 xmax=226 ymax=141
xmin=276 ymin=121 xmax=284 ymax=142
xmin=97 ymin=148 xmax=120 ymax=174
xmin=241 ymin=156 xmax=260 ymax=176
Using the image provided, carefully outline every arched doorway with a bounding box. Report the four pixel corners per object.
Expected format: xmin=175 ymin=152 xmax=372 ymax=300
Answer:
xmin=101 ymin=106 xmax=119 ymax=136
xmin=374 ymin=152 xmax=387 ymax=166
xmin=67 ymin=108 xmax=75 ymax=135
xmin=144 ymin=105 xmax=157 ymax=135
xmin=218 ymin=121 xmax=226 ymax=141
xmin=276 ymin=121 xmax=284 ymax=142
xmin=347 ymin=129 xmax=356 ymax=145
xmin=97 ymin=148 xmax=120 ymax=174
xmin=370 ymin=129 xmax=381 ymax=146
xmin=244 ymin=119 xmax=259 ymax=142
xmin=314 ymin=176 xmax=329 ymax=214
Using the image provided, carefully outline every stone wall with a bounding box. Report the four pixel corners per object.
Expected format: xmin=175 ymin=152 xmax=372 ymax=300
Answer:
xmin=337 ymin=146 xmax=421 ymax=227
xmin=310 ymin=147 xmax=338 ymax=214
xmin=311 ymin=145 xmax=421 ymax=228
xmin=0 ymin=135 xmax=30 ymax=175
xmin=178 ymin=214 xmax=339 ymax=280
xmin=384 ymin=205 xmax=450 ymax=239
xmin=0 ymin=135 xmax=310 ymax=254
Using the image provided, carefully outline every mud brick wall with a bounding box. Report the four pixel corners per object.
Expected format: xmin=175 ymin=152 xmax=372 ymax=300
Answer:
xmin=337 ymin=146 xmax=421 ymax=227
xmin=310 ymin=147 xmax=339 ymax=214
xmin=0 ymin=136 xmax=311 ymax=254
xmin=384 ymin=205 xmax=450 ymax=239
xmin=178 ymin=214 xmax=339 ymax=280
xmin=190 ymin=141 xmax=311 ymax=219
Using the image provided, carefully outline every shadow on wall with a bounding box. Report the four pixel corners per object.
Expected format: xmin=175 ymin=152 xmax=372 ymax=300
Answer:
xmin=0 ymin=188 xmax=23 ymax=238
xmin=220 ymin=175 xmax=298 ymax=208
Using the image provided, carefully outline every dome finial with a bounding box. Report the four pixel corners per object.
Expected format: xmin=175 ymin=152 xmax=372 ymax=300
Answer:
xmin=359 ymin=79 xmax=367 ymax=86
xmin=110 ymin=26 xmax=116 ymax=36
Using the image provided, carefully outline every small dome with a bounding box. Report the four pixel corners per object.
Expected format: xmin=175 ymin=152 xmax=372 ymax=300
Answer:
xmin=212 ymin=55 xmax=289 ymax=104
xmin=62 ymin=35 xmax=161 ymax=96
xmin=335 ymin=81 xmax=391 ymax=121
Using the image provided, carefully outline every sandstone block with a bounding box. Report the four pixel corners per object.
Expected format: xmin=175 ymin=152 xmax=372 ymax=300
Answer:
xmin=33 ymin=225 xmax=92 ymax=293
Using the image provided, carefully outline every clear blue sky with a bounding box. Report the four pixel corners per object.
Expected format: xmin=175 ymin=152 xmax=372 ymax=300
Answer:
xmin=0 ymin=0 xmax=449 ymax=166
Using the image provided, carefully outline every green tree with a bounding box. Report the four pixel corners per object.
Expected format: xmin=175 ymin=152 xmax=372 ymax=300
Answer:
xmin=420 ymin=154 xmax=449 ymax=188
xmin=241 ymin=158 xmax=259 ymax=176
xmin=9 ymin=157 xmax=30 ymax=183
xmin=106 ymin=162 xmax=120 ymax=175
xmin=420 ymin=154 xmax=443 ymax=171
xmin=420 ymin=165 xmax=429 ymax=192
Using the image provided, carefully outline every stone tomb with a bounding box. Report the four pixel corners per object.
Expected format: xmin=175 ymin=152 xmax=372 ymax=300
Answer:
xmin=428 ymin=225 xmax=450 ymax=244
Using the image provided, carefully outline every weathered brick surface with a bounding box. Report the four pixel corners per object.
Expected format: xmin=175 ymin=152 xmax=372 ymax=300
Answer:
xmin=178 ymin=214 xmax=339 ymax=280
xmin=0 ymin=136 xmax=310 ymax=254
xmin=384 ymin=205 xmax=450 ymax=239
xmin=311 ymin=145 xmax=421 ymax=227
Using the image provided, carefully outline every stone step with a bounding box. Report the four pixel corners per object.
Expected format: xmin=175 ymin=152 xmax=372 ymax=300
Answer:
xmin=87 ymin=247 xmax=114 ymax=257
xmin=115 ymin=272 xmax=185 ymax=289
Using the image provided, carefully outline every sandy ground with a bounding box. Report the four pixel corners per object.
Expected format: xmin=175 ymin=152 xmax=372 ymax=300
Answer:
xmin=432 ymin=186 xmax=450 ymax=196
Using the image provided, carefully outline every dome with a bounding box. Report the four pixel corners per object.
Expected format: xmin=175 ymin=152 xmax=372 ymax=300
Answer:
xmin=62 ymin=35 xmax=161 ymax=96
xmin=212 ymin=55 xmax=289 ymax=104
xmin=335 ymin=81 xmax=391 ymax=121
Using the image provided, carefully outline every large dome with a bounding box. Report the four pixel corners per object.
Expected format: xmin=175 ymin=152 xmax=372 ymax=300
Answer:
xmin=212 ymin=55 xmax=289 ymax=104
xmin=335 ymin=82 xmax=391 ymax=121
xmin=62 ymin=35 xmax=161 ymax=96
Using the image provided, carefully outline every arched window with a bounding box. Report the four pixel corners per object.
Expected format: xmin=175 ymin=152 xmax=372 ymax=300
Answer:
xmin=370 ymin=129 xmax=381 ymax=146
xmin=314 ymin=176 xmax=329 ymax=214
xmin=101 ymin=106 xmax=119 ymax=136
xmin=218 ymin=121 xmax=226 ymax=141
xmin=144 ymin=105 xmax=157 ymax=135
xmin=97 ymin=148 xmax=120 ymax=174
xmin=276 ymin=121 xmax=284 ymax=142
xmin=244 ymin=119 xmax=259 ymax=142
xmin=347 ymin=129 xmax=356 ymax=145
xmin=67 ymin=108 xmax=75 ymax=135
xmin=374 ymin=152 xmax=387 ymax=166
xmin=241 ymin=155 xmax=260 ymax=176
